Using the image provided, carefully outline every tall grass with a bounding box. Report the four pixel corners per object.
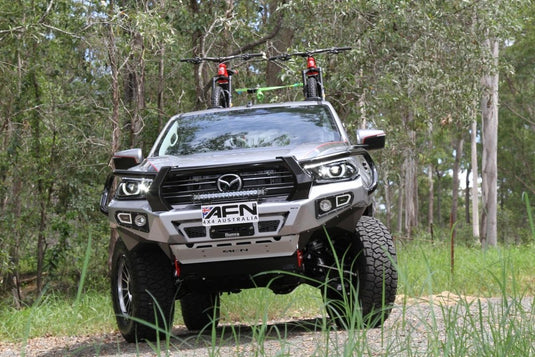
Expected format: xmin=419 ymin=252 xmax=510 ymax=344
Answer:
xmin=0 ymin=291 xmax=115 ymax=340
xmin=523 ymin=192 xmax=535 ymax=240
xmin=75 ymin=232 xmax=93 ymax=306
xmin=1 ymin=240 xmax=535 ymax=356
xmin=396 ymin=240 xmax=535 ymax=297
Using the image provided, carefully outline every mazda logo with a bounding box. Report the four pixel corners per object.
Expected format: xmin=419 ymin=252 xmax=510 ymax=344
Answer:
xmin=217 ymin=174 xmax=242 ymax=192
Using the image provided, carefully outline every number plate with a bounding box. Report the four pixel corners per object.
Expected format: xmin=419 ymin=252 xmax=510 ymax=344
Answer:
xmin=201 ymin=202 xmax=259 ymax=226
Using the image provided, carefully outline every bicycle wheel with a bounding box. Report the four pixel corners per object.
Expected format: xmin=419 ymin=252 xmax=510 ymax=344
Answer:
xmin=211 ymin=85 xmax=230 ymax=108
xmin=305 ymin=76 xmax=319 ymax=99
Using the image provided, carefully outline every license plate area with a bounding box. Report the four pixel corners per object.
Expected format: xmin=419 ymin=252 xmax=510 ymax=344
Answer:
xmin=209 ymin=223 xmax=254 ymax=239
xmin=201 ymin=201 xmax=259 ymax=226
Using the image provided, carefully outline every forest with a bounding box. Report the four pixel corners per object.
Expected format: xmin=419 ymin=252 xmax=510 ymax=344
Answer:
xmin=0 ymin=0 xmax=534 ymax=306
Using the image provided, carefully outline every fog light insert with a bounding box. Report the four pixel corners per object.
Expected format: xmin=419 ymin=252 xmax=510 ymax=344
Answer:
xmin=134 ymin=214 xmax=147 ymax=227
xmin=117 ymin=212 xmax=132 ymax=225
xmin=336 ymin=193 xmax=352 ymax=207
xmin=319 ymin=199 xmax=333 ymax=213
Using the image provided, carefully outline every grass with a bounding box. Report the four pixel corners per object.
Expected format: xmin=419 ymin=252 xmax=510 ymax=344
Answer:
xmin=0 ymin=291 xmax=116 ymax=340
xmin=1 ymin=240 xmax=535 ymax=356
xmin=397 ymin=240 xmax=535 ymax=297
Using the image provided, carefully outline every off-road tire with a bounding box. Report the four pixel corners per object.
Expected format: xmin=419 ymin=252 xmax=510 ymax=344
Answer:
xmin=211 ymin=85 xmax=230 ymax=108
xmin=111 ymin=240 xmax=176 ymax=342
xmin=180 ymin=292 xmax=220 ymax=331
xmin=324 ymin=216 xmax=397 ymax=328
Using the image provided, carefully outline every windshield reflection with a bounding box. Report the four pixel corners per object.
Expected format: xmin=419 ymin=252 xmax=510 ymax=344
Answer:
xmin=155 ymin=105 xmax=341 ymax=156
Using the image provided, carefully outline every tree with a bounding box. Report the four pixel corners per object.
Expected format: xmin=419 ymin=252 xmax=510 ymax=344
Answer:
xmin=0 ymin=0 xmax=533 ymax=304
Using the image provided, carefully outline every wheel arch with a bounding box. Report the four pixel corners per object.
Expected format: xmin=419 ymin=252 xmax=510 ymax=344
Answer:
xmin=115 ymin=228 xmax=175 ymax=261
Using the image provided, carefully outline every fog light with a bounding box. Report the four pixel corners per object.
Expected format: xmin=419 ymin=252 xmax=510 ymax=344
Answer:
xmin=319 ymin=199 xmax=333 ymax=213
xmin=134 ymin=214 xmax=147 ymax=227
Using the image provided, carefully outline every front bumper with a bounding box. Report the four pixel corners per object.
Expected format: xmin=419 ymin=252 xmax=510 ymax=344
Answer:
xmin=104 ymin=152 xmax=377 ymax=264
xmin=107 ymin=175 xmax=372 ymax=263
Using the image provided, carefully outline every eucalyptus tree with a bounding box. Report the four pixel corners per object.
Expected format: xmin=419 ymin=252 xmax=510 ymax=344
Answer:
xmin=498 ymin=5 xmax=535 ymax=242
xmin=288 ymin=0 xmax=532 ymax=243
xmin=468 ymin=0 xmax=530 ymax=246
xmin=286 ymin=0 xmax=481 ymax=236
xmin=0 ymin=0 xmax=113 ymax=296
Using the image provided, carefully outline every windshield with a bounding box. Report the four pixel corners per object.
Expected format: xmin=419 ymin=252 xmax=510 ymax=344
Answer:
xmin=154 ymin=105 xmax=342 ymax=156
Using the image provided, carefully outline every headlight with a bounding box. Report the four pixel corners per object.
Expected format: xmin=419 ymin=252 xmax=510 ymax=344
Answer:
xmin=116 ymin=178 xmax=153 ymax=199
xmin=304 ymin=157 xmax=359 ymax=183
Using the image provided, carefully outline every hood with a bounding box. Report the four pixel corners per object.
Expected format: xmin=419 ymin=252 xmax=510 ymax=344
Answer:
xmin=140 ymin=141 xmax=350 ymax=172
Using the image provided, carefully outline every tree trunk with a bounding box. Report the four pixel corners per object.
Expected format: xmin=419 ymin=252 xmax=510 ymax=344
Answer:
xmin=28 ymin=68 xmax=48 ymax=294
xmin=158 ymin=44 xmax=165 ymax=131
xmin=427 ymin=123 xmax=434 ymax=235
xmin=7 ymin=177 xmax=23 ymax=307
xmin=107 ymin=10 xmax=121 ymax=156
xmin=397 ymin=177 xmax=404 ymax=235
xmin=465 ymin=166 xmax=471 ymax=224
xmin=435 ymin=168 xmax=443 ymax=227
xmin=404 ymin=130 xmax=418 ymax=237
xmin=450 ymin=135 xmax=464 ymax=238
xmin=106 ymin=4 xmax=122 ymax=270
xmin=158 ymin=0 xmax=166 ymax=132
xmin=480 ymin=38 xmax=499 ymax=247
xmin=384 ymin=173 xmax=392 ymax=232
xmin=189 ymin=0 xmax=205 ymax=108
xmin=129 ymin=32 xmax=145 ymax=149
xmin=470 ymin=119 xmax=480 ymax=239
xmin=266 ymin=1 xmax=294 ymax=87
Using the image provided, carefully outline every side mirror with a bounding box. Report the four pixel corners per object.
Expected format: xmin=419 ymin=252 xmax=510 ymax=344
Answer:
xmin=356 ymin=129 xmax=385 ymax=150
xmin=112 ymin=148 xmax=143 ymax=169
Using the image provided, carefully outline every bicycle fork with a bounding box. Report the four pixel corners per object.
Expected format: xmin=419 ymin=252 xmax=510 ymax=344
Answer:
xmin=212 ymin=62 xmax=235 ymax=107
xmin=302 ymin=55 xmax=325 ymax=100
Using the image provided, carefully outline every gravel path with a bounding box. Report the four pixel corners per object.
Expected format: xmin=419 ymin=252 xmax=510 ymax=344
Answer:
xmin=2 ymin=294 xmax=534 ymax=356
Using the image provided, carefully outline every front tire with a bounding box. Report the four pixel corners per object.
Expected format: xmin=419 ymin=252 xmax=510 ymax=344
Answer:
xmin=323 ymin=216 xmax=397 ymax=328
xmin=111 ymin=241 xmax=176 ymax=342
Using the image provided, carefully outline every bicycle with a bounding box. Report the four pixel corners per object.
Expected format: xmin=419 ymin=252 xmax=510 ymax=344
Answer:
xmin=180 ymin=53 xmax=265 ymax=108
xmin=269 ymin=47 xmax=352 ymax=100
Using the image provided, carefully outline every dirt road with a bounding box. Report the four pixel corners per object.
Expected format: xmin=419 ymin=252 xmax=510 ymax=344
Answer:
xmin=2 ymin=294 xmax=533 ymax=356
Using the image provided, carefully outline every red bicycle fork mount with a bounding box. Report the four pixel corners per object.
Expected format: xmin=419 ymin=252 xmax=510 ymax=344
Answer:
xmin=216 ymin=63 xmax=237 ymax=85
xmin=306 ymin=56 xmax=319 ymax=76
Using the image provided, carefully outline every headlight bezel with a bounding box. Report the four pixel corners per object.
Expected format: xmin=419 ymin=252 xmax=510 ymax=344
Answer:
xmin=116 ymin=177 xmax=153 ymax=200
xmin=304 ymin=157 xmax=360 ymax=184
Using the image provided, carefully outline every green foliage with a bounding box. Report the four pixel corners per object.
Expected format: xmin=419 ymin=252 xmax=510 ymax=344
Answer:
xmin=0 ymin=0 xmax=534 ymax=308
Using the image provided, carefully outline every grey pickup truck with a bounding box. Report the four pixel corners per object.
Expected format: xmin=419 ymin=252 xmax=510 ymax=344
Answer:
xmin=100 ymin=100 xmax=397 ymax=342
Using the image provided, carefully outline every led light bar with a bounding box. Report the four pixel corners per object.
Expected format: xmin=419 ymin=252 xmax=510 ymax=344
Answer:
xmin=193 ymin=189 xmax=265 ymax=201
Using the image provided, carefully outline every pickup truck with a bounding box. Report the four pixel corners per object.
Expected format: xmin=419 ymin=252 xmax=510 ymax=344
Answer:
xmin=100 ymin=100 xmax=397 ymax=342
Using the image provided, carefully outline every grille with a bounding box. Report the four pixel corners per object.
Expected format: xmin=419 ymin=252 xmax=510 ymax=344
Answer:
xmin=184 ymin=226 xmax=206 ymax=238
xmin=160 ymin=164 xmax=295 ymax=205
xmin=258 ymin=220 xmax=280 ymax=233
